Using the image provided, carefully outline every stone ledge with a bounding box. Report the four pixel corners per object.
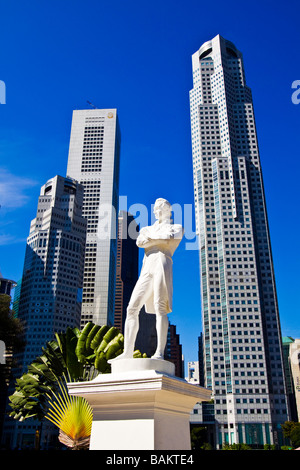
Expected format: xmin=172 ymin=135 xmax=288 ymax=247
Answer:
xmin=68 ymin=369 xmax=212 ymax=403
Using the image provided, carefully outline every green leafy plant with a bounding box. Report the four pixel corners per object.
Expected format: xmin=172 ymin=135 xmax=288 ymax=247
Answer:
xmin=222 ymin=443 xmax=252 ymax=450
xmin=8 ymin=322 xmax=146 ymax=448
xmin=281 ymin=421 xmax=300 ymax=448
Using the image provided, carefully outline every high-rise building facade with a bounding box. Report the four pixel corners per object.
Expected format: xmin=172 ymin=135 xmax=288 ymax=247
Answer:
xmin=282 ymin=337 xmax=300 ymax=422
xmin=190 ymin=35 xmax=289 ymax=447
xmin=186 ymin=361 xmax=200 ymax=385
xmin=15 ymin=175 xmax=86 ymax=371
xmin=66 ymin=109 xmax=121 ymax=327
xmin=288 ymin=339 xmax=300 ymax=422
xmin=3 ymin=175 xmax=86 ymax=449
xmin=114 ymin=211 xmax=139 ymax=333
xmin=166 ymin=323 xmax=184 ymax=379
xmin=0 ymin=272 xmax=16 ymax=297
xmin=0 ymin=272 xmax=17 ymax=445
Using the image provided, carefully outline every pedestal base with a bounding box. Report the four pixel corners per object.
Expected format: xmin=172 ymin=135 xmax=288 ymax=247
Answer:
xmin=68 ymin=359 xmax=211 ymax=450
xmin=107 ymin=356 xmax=175 ymax=376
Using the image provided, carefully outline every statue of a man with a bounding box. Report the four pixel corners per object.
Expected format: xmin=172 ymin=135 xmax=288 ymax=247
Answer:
xmin=115 ymin=198 xmax=184 ymax=361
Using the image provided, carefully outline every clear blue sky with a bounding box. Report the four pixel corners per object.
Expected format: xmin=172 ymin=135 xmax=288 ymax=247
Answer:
xmin=0 ymin=0 xmax=299 ymax=369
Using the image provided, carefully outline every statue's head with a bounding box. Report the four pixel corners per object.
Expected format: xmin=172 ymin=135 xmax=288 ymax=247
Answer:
xmin=154 ymin=198 xmax=172 ymax=221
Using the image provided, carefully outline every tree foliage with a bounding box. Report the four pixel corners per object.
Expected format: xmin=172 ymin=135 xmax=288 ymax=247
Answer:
xmin=8 ymin=322 xmax=145 ymax=423
xmin=191 ymin=426 xmax=212 ymax=450
xmin=0 ymin=294 xmax=25 ymax=354
xmin=281 ymin=421 xmax=300 ymax=448
xmin=222 ymin=443 xmax=252 ymax=450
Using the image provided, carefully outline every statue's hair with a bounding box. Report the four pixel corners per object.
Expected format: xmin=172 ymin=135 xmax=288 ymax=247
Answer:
xmin=154 ymin=198 xmax=171 ymax=210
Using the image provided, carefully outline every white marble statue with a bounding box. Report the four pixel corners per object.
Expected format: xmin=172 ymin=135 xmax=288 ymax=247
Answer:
xmin=115 ymin=198 xmax=184 ymax=361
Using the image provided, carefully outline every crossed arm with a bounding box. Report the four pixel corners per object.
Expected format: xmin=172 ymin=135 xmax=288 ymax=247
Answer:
xmin=136 ymin=225 xmax=183 ymax=248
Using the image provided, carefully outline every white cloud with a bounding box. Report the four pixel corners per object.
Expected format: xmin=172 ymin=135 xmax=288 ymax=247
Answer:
xmin=0 ymin=168 xmax=37 ymax=211
xmin=0 ymin=233 xmax=26 ymax=246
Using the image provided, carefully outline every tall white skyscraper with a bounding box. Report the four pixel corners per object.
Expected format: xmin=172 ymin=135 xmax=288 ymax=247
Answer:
xmin=190 ymin=35 xmax=289 ymax=447
xmin=66 ymin=109 xmax=121 ymax=327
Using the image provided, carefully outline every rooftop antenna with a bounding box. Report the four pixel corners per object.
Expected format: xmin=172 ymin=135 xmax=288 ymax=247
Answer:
xmin=87 ymin=100 xmax=98 ymax=109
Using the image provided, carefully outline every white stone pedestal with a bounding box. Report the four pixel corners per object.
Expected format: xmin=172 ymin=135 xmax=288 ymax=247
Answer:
xmin=67 ymin=358 xmax=211 ymax=450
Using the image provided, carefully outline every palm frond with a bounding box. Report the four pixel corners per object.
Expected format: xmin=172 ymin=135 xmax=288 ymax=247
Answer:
xmin=45 ymin=379 xmax=93 ymax=449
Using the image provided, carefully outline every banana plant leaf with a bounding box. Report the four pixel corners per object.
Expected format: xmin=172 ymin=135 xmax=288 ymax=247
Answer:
xmin=8 ymin=322 xmax=146 ymax=424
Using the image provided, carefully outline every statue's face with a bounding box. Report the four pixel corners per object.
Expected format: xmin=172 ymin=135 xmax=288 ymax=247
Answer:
xmin=154 ymin=203 xmax=171 ymax=221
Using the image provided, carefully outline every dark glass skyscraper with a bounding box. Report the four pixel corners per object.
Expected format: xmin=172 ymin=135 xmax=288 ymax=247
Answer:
xmin=190 ymin=35 xmax=289 ymax=447
xmin=114 ymin=211 xmax=139 ymax=333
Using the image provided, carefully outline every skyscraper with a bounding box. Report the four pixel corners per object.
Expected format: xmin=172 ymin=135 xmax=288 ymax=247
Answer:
xmin=14 ymin=175 xmax=87 ymax=373
xmin=114 ymin=211 xmax=139 ymax=333
xmin=0 ymin=271 xmax=17 ymax=445
xmin=0 ymin=272 xmax=16 ymax=297
xmin=288 ymin=339 xmax=300 ymax=422
xmin=282 ymin=336 xmax=299 ymax=422
xmin=66 ymin=109 xmax=121 ymax=327
xmin=166 ymin=323 xmax=184 ymax=379
xmin=3 ymin=175 xmax=86 ymax=449
xmin=190 ymin=35 xmax=289 ymax=447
